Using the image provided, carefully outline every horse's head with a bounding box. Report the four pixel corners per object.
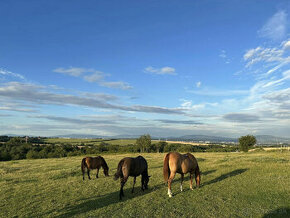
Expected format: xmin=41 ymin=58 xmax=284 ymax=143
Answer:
xmin=103 ymin=167 xmax=109 ymax=177
xmin=143 ymin=175 xmax=151 ymax=190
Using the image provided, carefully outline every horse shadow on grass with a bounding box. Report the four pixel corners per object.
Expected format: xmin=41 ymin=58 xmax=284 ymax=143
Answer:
xmin=47 ymin=182 xmax=165 ymax=217
xmin=202 ymin=168 xmax=248 ymax=186
xmin=263 ymin=207 xmax=290 ymax=218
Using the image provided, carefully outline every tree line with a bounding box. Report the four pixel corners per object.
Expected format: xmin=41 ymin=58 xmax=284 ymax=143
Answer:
xmin=0 ymin=134 xmax=256 ymax=161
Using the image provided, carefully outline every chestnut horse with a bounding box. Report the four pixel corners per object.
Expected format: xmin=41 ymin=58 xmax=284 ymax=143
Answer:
xmin=163 ymin=152 xmax=200 ymax=197
xmin=81 ymin=156 xmax=109 ymax=180
xmin=114 ymin=156 xmax=150 ymax=200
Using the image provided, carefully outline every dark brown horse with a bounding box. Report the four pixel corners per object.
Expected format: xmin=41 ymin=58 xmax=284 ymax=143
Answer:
xmin=163 ymin=152 xmax=200 ymax=197
xmin=114 ymin=156 xmax=150 ymax=200
xmin=81 ymin=156 xmax=109 ymax=180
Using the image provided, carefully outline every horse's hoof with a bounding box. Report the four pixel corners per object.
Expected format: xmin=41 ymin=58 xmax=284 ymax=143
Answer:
xmin=168 ymin=194 xmax=173 ymax=198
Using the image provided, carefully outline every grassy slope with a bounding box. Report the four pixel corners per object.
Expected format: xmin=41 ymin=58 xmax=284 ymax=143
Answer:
xmin=1 ymin=152 xmax=289 ymax=217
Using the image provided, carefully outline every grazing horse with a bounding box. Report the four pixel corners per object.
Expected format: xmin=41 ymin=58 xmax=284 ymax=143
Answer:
xmin=114 ymin=156 xmax=150 ymax=200
xmin=163 ymin=152 xmax=200 ymax=197
xmin=81 ymin=156 xmax=109 ymax=180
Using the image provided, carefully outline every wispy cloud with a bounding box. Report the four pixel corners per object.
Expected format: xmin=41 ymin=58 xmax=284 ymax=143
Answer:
xmin=53 ymin=67 xmax=93 ymax=77
xmin=243 ymin=46 xmax=284 ymax=67
xmin=156 ymin=119 xmax=202 ymax=125
xmin=258 ymin=10 xmax=288 ymax=41
xmin=223 ymin=113 xmax=260 ymax=123
xmin=0 ymin=82 xmax=184 ymax=115
xmin=0 ymin=69 xmax=25 ymax=80
xmin=219 ymin=50 xmax=231 ymax=64
xmin=54 ymin=67 xmax=132 ymax=90
xmin=144 ymin=66 xmax=177 ymax=75
xmin=187 ymin=88 xmax=249 ymax=96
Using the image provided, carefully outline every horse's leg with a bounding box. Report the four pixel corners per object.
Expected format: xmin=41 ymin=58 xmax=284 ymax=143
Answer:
xmin=120 ymin=176 xmax=128 ymax=200
xmin=195 ymin=170 xmax=200 ymax=188
xmin=87 ymin=169 xmax=91 ymax=180
xmin=96 ymin=168 xmax=99 ymax=178
xmin=180 ymin=173 xmax=184 ymax=192
xmin=167 ymin=171 xmax=175 ymax=197
xmin=190 ymin=173 xmax=193 ymax=190
xmin=131 ymin=176 xmax=136 ymax=193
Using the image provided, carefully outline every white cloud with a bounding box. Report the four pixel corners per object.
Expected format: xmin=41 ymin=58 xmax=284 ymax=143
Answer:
xmin=282 ymin=39 xmax=290 ymax=50
xmin=219 ymin=50 xmax=226 ymax=58
xmin=53 ymin=67 xmax=92 ymax=77
xmin=99 ymin=81 xmax=132 ymax=90
xmin=54 ymin=67 xmax=132 ymax=90
xmin=188 ymin=88 xmax=248 ymax=96
xmin=243 ymin=47 xmax=284 ymax=67
xmin=0 ymin=82 xmax=183 ymax=115
xmin=0 ymin=69 xmax=25 ymax=80
xmin=262 ymin=69 xmax=290 ymax=88
xmin=144 ymin=66 xmax=177 ymax=75
xmin=258 ymin=10 xmax=288 ymax=41
xmin=196 ymin=81 xmax=201 ymax=88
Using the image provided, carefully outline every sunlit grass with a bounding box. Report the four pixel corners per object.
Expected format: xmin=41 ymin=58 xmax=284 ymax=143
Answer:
xmin=1 ymin=152 xmax=289 ymax=217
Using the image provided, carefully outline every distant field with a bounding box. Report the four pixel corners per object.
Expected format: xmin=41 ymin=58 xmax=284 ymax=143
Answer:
xmin=1 ymin=151 xmax=289 ymax=217
xmin=44 ymin=138 xmax=103 ymax=144
xmin=160 ymin=140 xmax=208 ymax=146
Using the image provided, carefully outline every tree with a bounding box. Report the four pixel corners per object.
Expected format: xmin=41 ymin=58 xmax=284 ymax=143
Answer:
xmin=136 ymin=134 xmax=151 ymax=152
xmin=156 ymin=141 xmax=167 ymax=153
xmin=239 ymin=135 xmax=256 ymax=152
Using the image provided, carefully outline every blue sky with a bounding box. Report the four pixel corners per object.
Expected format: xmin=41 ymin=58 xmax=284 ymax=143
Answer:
xmin=0 ymin=0 xmax=290 ymax=137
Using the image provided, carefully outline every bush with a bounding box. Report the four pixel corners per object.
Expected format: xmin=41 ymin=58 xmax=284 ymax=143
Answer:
xmin=26 ymin=150 xmax=40 ymax=159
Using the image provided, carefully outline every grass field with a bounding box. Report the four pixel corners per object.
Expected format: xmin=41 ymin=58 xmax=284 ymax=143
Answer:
xmin=1 ymin=151 xmax=289 ymax=217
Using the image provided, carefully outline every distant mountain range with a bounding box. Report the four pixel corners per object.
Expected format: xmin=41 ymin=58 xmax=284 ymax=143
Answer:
xmin=2 ymin=133 xmax=290 ymax=144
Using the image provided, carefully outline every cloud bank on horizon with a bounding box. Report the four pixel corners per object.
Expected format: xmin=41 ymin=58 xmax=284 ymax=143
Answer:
xmin=0 ymin=1 xmax=289 ymax=137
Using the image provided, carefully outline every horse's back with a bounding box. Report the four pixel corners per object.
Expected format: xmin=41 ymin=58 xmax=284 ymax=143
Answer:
xmin=167 ymin=152 xmax=198 ymax=174
xmin=122 ymin=156 xmax=147 ymax=177
xmin=84 ymin=156 xmax=99 ymax=169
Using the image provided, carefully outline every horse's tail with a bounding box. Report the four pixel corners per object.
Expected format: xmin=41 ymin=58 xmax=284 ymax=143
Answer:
xmin=81 ymin=158 xmax=87 ymax=175
xmin=114 ymin=159 xmax=124 ymax=180
xmin=163 ymin=153 xmax=171 ymax=182
xmin=195 ymin=163 xmax=201 ymax=187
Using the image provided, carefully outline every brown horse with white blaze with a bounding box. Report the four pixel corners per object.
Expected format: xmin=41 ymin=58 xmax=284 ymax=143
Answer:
xmin=81 ymin=156 xmax=109 ymax=180
xmin=163 ymin=152 xmax=200 ymax=197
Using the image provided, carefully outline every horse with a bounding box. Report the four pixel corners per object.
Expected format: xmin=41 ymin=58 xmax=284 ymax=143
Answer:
xmin=81 ymin=156 xmax=109 ymax=180
xmin=163 ymin=152 xmax=200 ymax=197
xmin=114 ymin=156 xmax=150 ymax=200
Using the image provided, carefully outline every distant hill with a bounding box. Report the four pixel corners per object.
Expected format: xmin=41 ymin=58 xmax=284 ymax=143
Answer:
xmin=54 ymin=134 xmax=106 ymax=139
xmin=165 ymin=135 xmax=238 ymax=143
xmin=2 ymin=133 xmax=289 ymax=144
xmin=255 ymin=135 xmax=290 ymax=144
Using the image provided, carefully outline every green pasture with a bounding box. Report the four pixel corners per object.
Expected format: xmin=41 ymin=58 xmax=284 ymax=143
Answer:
xmin=1 ymin=151 xmax=289 ymax=217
